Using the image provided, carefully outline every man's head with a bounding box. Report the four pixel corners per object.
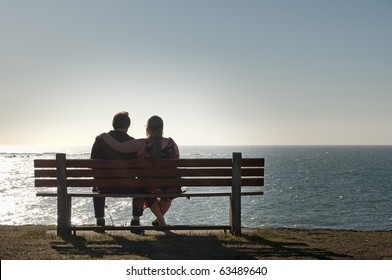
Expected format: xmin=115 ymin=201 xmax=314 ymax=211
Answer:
xmin=112 ymin=111 xmax=131 ymax=131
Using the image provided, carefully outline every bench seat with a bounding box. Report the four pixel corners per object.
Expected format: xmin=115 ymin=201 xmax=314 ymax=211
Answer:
xmin=34 ymin=152 xmax=264 ymax=236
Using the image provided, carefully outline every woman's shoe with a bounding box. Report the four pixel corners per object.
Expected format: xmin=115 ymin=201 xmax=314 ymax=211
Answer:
xmin=152 ymin=220 xmax=169 ymax=231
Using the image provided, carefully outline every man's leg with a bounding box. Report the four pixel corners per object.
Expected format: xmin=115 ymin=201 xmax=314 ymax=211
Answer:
xmin=131 ymin=197 xmax=145 ymax=235
xmin=93 ymin=196 xmax=106 ymax=227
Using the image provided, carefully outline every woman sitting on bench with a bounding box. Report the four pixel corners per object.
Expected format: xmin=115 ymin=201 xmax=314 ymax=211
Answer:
xmin=97 ymin=115 xmax=181 ymax=227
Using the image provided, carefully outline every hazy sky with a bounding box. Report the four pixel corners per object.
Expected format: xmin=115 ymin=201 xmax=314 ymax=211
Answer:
xmin=1 ymin=0 xmax=391 ymax=146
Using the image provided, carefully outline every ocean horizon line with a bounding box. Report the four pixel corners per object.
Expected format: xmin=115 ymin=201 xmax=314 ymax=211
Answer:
xmin=1 ymin=143 xmax=392 ymax=148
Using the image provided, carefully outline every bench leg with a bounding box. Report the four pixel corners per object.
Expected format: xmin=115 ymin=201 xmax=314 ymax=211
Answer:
xmin=56 ymin=153 xmax=71 ymax=237
xmin=230 ymin=195 xmax=241 ymax=235
xmin=58 ymin=196 xmax=71 ymax=237
xmin=231 ymin=152 xmax=242 ymax=236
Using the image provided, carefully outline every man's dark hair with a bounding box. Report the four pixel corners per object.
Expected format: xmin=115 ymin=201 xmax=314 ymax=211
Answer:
xmin=112 ymin=111 xmax=131 ymax=129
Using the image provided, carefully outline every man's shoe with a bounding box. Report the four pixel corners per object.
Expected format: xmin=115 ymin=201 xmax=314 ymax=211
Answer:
xmin=130 ymin=219 xmax=144 ymax=235
xmin=97 ymin=218 xmax=105 ymax=227
xmin=95 ymin=218 xmax=105 ymax=233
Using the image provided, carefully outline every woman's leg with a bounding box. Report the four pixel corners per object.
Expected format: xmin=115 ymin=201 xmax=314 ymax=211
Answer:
xmin=159 ymin=199 xmax=172 ymax=216
xmin=152 ymin=199 xmax=172 ymax=226
xmin=149 ymin=199 xmax=167 ymax=226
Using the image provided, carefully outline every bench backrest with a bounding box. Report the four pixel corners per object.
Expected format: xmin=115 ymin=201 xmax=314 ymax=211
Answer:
xmin=34 ymin=153 xmax=264 ymax=189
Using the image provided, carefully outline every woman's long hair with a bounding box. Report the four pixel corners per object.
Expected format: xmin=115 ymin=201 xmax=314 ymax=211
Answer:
xmin=146 ymin=115 xmax=164 ymax=160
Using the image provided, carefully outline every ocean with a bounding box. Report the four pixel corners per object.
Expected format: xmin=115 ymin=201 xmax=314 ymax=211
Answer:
xmin=1 ymin=145 xmax=391 ymax=231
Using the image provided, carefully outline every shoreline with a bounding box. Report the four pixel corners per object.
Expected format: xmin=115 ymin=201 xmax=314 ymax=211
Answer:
xmin=1 ymin=225 xmax=391 ymax=260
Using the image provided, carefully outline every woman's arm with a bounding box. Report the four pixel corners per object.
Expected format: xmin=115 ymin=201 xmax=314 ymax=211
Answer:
xmin=170 ymin=138 xmax=180 ymax=159
xmin=97 ymin=133 xmax=145 ymax=153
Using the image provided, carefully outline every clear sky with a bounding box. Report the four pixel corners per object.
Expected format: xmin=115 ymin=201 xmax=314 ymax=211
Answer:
xmin=1 ymin=0 xmax=391 ymax=146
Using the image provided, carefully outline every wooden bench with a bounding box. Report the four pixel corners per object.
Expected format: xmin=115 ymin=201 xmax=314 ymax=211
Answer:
xmin=34 ymin=152 xmax=264 ymax=236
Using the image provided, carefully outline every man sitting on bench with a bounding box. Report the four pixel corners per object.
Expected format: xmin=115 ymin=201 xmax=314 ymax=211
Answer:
xmin=91 ymin=111 xmax=145 ymax=234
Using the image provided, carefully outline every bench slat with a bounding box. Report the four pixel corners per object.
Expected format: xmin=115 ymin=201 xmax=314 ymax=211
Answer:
xmin=35 ymin=158 xmax=233 ymax=168
xmin=36 ymin=189 xmax=263 ymax=197
xmin=34 ymin=158 xmax=264 ymax=168
xmin=35 ymin=177 xmax=264 ymax=187
xmin=70 ymin=225 xmax=232 ymax=232
xmin=34 ymin=167 xmax=264 ymax=178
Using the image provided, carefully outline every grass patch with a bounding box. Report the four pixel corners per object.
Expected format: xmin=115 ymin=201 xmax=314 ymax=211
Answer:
xmin=23 ymin=227 xmax=48 ymax=239
xmin=1 ymin=225 xmax=391 ymax=260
